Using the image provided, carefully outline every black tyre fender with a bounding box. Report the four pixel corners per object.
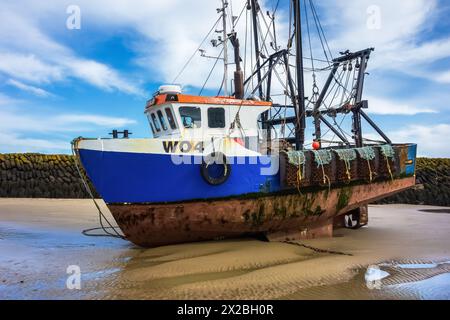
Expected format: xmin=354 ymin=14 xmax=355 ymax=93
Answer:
xmin=344 ymin=210 xmax=362 ymax=229
xmin=200 ymin=152 xmax=231 ymax=186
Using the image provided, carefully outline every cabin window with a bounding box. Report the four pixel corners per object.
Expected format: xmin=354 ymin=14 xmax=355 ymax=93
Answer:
xmin=165 ymin=108 xmax=177 ymax=130
xmin=208 ymin=108 xmax=226 ymax=128
xmin=179 ymin=107 xmax=201 ymax=129
xmin=157 ymin=110 xmax=168 ymax=131
xmin=149 ymin=119 xmax=156 ymax=135
xmin=151 ymin=113 xmax=161 ymax=132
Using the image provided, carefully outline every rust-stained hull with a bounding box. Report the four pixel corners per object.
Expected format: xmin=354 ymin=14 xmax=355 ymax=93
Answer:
xmin=108 ymin=176 xmax=415 ymax=247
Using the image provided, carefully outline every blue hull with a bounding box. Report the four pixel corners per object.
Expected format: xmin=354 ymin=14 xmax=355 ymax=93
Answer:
xmin=79 ymin=149 xmax=280 ymax=204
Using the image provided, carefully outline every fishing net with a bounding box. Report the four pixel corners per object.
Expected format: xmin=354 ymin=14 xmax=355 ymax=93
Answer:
xmin=380 ymin=144 xmax=395 ymax=159
xmin=356 ymin=146 xmax=376 ymax=182
xmin=286 ymin=151 xmax=306 ymax=192
xmin=335 ymin=149 xmax=357 ymax=181
xmin=380 ymin=144 xmax=395 ymax=180
xmin=286 ymin=151 xmax=306 ymax=166
xmin=312 ymin=150 xmax=333 ymax=187
xmin=313 ymin=150 xmax=333 ymax=167
xmin=335 ymin=149 xmax=357 ymax=162
xmin=356 ymin=146 xmax=376 ymax=161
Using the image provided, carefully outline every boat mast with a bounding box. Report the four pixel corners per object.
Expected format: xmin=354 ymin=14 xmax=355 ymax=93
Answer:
xmin=230 ymin=33 xmax=244 ymax=99
xmin=221 ymin=0 xmax=229 ymax=96
xmin=249 ymin=0 xmax=269 ymax=135
xmin=293 ymin=0 xmax=306 ymax=150
xmin=250 ymin=0 xmax=264 ymax=100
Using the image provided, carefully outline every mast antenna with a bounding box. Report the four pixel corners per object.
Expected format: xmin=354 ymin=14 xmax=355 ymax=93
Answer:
xmin=220 ymin=0 xmax=229 ymax=96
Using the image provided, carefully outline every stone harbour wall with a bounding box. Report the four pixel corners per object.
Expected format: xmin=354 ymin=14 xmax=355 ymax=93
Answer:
xmin=0 ymin=154 xmax=449 ymax=207
xmin=377 ymin=158 xmax=450 ymax=207
xmin=0 ymin=153 xmax=95 ymax=199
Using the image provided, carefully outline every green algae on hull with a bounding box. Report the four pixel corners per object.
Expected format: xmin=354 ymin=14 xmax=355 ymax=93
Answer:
xmin=336 ymin=187 xmax=353 ymax=213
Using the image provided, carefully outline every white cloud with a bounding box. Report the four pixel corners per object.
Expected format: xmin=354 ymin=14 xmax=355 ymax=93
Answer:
xmin=55 ymin=114 xmax=136 ymax=128
xmin=0 ymin=0 xmax=285 ymax=92
xmin=0 ymin=93 xmax=21 ymax=106
xmin=325 ymin=0 xmax=436 ymax=50
xmin=318 ymin=0 xmax=450 ymax=81
xmin=0 ymin=132 xmax=69 ymax=154
xmin=65 ymin=58 xmax=143 ymax=96
xmin=365 ymin=96 xmax=437 ymax=115
xmin=0 ymin=106 xmax=136 ymax=134
xmin=387 ymin=124 xmax=450 ymax=158
xmin=0 ymin=53 xmax=63 ymax=84
xmin=434 ymin=69 xmax=450 ymax=84
xmin=0 ymin=94 xmax=137 ymax=153
xmin=6 ymin=79 xmax=54 ymax=98
xmin=0 ymin=7 xmax=144 ymax=96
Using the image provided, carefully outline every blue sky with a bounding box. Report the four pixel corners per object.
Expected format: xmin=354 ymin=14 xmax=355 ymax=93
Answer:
xmin=0 ymin=0 xmax=449 ymax=157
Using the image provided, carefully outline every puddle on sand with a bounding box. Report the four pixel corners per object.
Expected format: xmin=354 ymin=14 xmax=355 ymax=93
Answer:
xmin=284 ymin=260 xmax=450 ymax=300
xmin=387 ymin=273 xmax=450 ymax=300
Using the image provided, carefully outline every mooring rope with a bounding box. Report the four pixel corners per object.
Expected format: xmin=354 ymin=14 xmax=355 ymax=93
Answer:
xmin=356 ymin=146 xmax=376 ymax=183
xmin=283 ymin=241 xmax=353 ymax=256
xmin=286 ymin=151 xmax=306 ymax=194
xmin=335 ymin=149 xmax=357 ymax=182
xmin=296 ymin=159 xmax=304 ymax=194
xmin=313 ymin=150 xmax=332 ymax=190
xmin=71 ymin=139 xmax=125 ymax=240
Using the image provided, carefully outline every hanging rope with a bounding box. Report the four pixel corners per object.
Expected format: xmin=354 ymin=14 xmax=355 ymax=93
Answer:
xmin=380 ymin=144 xmax=395 ymax=181
xmin=335 ymin=148 xmax=357 ymax=181
xmin=71 ymin=140 xmax=125 ymax=240
xmin=313 ymin=149 xmax=332 ymax=188
xmin=286 ymin=150 xmax=306 ymax=194
xmin=357 ymin=146 xmax=376 ymax=183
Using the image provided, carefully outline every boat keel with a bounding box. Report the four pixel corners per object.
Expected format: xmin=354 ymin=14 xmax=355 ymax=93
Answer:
xmin=107 ymin=176 xmax=415 ymax=247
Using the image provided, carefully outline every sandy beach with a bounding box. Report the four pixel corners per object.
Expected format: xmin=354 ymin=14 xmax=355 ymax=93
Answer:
xmin=0 ymin=198 xmax=449 ymax=300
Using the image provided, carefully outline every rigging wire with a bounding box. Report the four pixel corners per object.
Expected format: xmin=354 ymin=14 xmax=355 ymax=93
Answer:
xmin=244 ymin=5 xmax=249 ymax=82
xmin=304 ymin=0 xmax=315 ymax=73
xmin=199 ymin=47 xmax=225 ymax=95
xmin=308 ymin=0 xmax=333 ymax=62
xmin=172 ymin=15 xmax=222 ymax=84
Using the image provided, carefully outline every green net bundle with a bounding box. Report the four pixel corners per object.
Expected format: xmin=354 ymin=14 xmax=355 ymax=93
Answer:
xmin=286 ymin=150 xmax=306 ymax=190
xmin=380 ymin=144 xmax=395 ymax=180
xmin=356 ymin=146 xmax=376 ymax=182
xmin=380 ymin=144 xmax=395 ymax=159
xmin=286 ymin=151 xmax=306 ymax=166
xmin=335 ymin=149 xmax=357 ymax=181
xmin=313 ymin=150 xmax=333 ymax=167
xmin=335 ymin=149 xmax=357 ymax=163
xmin=356 ymin=146 xmax=376 ymax=161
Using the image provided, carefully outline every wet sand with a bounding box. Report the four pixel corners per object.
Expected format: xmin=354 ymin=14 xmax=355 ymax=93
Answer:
xmin=0 ymin=199 xmax=449 ymax=300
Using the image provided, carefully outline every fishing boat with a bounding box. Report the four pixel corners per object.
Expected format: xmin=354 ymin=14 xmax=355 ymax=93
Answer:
xmin=73 ymin=0 xmax=417 ymax=247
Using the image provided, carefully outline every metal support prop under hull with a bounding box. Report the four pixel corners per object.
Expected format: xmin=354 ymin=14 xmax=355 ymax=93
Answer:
xmin=108 ymin=176 xmax=415 ymax=247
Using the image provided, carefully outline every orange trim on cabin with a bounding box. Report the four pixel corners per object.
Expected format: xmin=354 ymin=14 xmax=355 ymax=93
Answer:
xmin=147 ymin=94 xmax=272 ymax=109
